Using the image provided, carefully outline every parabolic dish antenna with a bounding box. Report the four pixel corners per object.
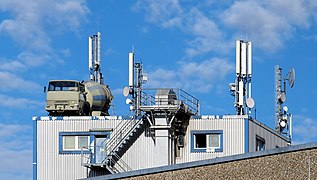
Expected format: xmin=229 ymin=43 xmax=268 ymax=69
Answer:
xmin=278 ymin=92 xmax=286 ymax=103
xmin=287 ymin=68 xmax=295 ymax=88
xmin=123 ymin=86 xmax=130 ymax=97
xmin=246 ymin=98 xmax=255 ymax=108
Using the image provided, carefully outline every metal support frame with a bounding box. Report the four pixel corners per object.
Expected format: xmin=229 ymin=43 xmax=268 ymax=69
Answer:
xmin=274 ymin=65 xmax=293 ymax=141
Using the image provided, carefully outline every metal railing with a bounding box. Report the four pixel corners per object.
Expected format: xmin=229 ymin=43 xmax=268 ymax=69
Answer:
xmin=104 ymin=116 xmax=143 ymax=157
xmin=140 ymin=88 xmax=200 ymax=115
xmin=107 ymin=152 xmax=132 ymax=173
xmin=100 ymin=115 xmax=144 ymax=173
xmin=81 ymin=139 xmax=134 ymax=173
xmin=81 ymin=147 xmax=91 ymax=166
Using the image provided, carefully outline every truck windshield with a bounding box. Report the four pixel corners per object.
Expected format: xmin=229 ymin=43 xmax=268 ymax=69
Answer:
xmin=48 ymin=81 xmax=79 ymax=91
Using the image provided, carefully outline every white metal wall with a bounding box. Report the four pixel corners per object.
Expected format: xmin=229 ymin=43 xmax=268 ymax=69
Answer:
xmin=35 ymin=115 xmax=289 ymax=179
xmin=118 ymin=123 xmax=156 ymax=170
xmin=36 ymin=116 xmax=122 ymax=180
xmin=176 ymin=115 xmax=246 ymax=164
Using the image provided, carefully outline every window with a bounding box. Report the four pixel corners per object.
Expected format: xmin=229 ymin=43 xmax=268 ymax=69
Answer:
xmin=62 ymin=136 xmax=89 ymax=150
xmin=195 ymin=134 xmax=206 ymax=148
xmin=48 ymin=81 xmax=79 ymax=91
xmin=64 ymin=136 xmax=76 ymax=149
xmin=194 ymin=134 xmax=220 ymax=149
xmin=256 ymin=135 xmax=265 ymax=151
xmin=59 ymin=131 xmax=110 ymax=154
xmin=208 ymin=134 xmax=220 ymax=148
xmin=191 ymin=130 xmax=223 ymax=153
xmin=59 ymin=132 xmax=91 ymax=154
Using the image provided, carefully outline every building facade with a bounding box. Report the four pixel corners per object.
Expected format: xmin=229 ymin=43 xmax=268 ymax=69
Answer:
xmin=33 ymin=115 xmax=289 ymax=180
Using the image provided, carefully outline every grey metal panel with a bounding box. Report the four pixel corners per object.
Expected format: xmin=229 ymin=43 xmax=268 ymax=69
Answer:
xmin=248 ymin=119 xmax=290 ymax=152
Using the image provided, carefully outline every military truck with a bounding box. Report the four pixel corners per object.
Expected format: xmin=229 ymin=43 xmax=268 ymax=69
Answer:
xmin=45 ymin=80 xmax=90 ymax=116
xmin=45 ymin=80 xmax=113 ymax=116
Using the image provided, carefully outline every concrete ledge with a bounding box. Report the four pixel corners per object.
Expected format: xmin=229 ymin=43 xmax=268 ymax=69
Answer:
xmin=84 ymin=142 xmax=317 ymax=180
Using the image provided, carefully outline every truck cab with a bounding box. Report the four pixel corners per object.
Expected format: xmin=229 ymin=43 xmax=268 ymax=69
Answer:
xmin=45 ymin=80 xmax=90 ymax=116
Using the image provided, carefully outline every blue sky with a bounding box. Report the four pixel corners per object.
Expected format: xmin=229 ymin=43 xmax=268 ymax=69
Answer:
xmin=1 ymin=0 xmax=317 ymax=179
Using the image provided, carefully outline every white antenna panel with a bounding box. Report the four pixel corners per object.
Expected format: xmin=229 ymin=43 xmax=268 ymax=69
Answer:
xmin=236 ymin=40 xmax=241 ymax=74
xmin=247 ymin=42 xmax=252 ymax=76
xmin=241 ymin=42 xmax=247 ymax=75
xmin=88 ymin=37 xmax=93 ymax=69
xmin=96 ymin=32 xmax=101 ymax=65
xmin=129 ymin=52 xmax=134 ymax=87
xmin=288 ymin=68 xmax=295 ymax=88
xmin=238 ymin=80 xmax=244 ymax=106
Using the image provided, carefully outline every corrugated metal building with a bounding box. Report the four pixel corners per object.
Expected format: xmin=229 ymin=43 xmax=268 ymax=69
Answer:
xmin=33 ymin=115 xmax=289 ymax=180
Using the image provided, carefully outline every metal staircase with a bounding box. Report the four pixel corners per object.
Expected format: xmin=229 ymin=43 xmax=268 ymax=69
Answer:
xmin=82 ymin=88 xmax=198 ymax=175
xmin=82 ymin=115 xmax=146 ymax=174
xmin=102 ymin=115 xmax=146 ymax=173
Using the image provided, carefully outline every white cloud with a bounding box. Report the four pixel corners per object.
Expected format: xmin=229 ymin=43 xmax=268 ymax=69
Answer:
xmin=184 ymin=8 xmax=227 ymax=56
xmin=133 ymin=1 xmax=226 ymax=57
xmin=0 ymin=0 xmax=90 ymax=103
xmin=0 ymin=94 xmax=43 ymax=110
xmin=0 ymin=124 xmax=32 ymax=180
xmin=135 ymin=0 xmax=315 ymax=54
xmin=145 ymin=58 xmax=234 ymax=93
xmin=292 ymin=114 xmax=317 ymax=144
xmin=0 ymin=71 xmax=42 ymax=93
xmin=133 ymin=0 xmax=183 ymax=28
xmin=0 ymin=60 xmax=26 ymax=72
xmin=0 ymin=0 xmax=90 ymax=67
xmin=221 ymin=0 xmax=310 ymax=52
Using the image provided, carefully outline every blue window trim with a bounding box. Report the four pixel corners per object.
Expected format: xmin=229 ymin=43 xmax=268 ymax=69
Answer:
xmin=59 ymin=131 xmax=110 ymax=154
xmin=90 ymin=132 xmax=111 ymax=163
xmin=244 ymin=119 xmax=249 ymax=153
xmin=190 ymin=130 xmax=223 ymax=153
xmin=33 ymin=118 xmax=38 ymax=180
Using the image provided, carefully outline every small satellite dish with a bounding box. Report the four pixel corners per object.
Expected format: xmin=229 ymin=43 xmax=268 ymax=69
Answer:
xmin=126 ymin=98 xmax=133 ymax=105
xmin=246 ymin=98 xmax=255 ymax=108
xmin=123 ymin=86 xmax=130 ymax=97
xmin=278 ymin=92 xmax=286 ymax=103
xmin=287 ymin=68 xmax=295 ymax=88
xmin=279 ymin=120 xmax=286 ymax=128
xmin=283 ymin=106 xmax=288 ymax=112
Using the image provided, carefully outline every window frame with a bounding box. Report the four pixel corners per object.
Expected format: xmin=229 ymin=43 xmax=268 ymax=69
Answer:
xmin=62 ymin=135 xmax=89 ymax=151
xmin=255 ymin=135 xmax=265 ymax=151
xmin=190 ymin=130 xmax=223 ymax=153
xmin=59 ymin=131 xmax=111 ymax=155
xmin=59 ymin=132 xmax=91 ymax=154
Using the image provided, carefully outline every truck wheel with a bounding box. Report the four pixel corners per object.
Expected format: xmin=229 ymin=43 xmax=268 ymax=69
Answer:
xmin=84 ymin=102 xmax=90 ymax=116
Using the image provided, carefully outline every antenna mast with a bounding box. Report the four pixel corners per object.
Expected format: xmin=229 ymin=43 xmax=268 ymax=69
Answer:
xmin=274 ymin=65 xmax=295 ymax=139
xmin=230 ymin=40 xmax=254 ymax=116
xmin=89 ymin=32 xmax=103 ymax=84
xmin=274 ymin=65 xmax=283 ymax=131
xmin=124 ymin=51 xmax=148 ymax=116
